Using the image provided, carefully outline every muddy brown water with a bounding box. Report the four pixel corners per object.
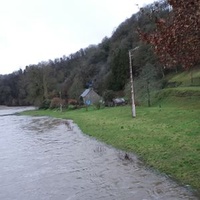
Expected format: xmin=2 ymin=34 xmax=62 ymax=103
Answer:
xmin=0 ymin=107 xmax=198 ymax=200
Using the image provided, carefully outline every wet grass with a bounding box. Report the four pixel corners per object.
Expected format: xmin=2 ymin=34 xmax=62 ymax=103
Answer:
xmin=22 ymin=97 xmax=200 ymax=193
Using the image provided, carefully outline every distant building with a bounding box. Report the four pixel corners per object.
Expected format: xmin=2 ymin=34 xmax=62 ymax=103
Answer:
xmin=80 ymin=88 xmax=101 ymax=105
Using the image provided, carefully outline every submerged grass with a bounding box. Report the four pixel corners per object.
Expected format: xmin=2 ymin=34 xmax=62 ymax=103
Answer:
xmin=22 ymin=97 xmax=200 ymax=193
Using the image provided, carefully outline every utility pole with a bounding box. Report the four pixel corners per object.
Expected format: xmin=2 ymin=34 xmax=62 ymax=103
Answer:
xmin=129 ymin=47 xmax=139 ymax=118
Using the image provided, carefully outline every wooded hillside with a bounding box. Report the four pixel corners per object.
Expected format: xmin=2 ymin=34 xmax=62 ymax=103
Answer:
xmin=0 ymin=0 xmax=198 ymax=107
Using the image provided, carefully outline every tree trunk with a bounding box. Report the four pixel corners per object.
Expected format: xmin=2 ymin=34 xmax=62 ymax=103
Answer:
xmin=147 ymin=81 xmax=151 ymax=107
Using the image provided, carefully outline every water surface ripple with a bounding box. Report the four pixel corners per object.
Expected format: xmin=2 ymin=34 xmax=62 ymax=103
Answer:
xmin=0 ymin=107 xmax=198 ymax=200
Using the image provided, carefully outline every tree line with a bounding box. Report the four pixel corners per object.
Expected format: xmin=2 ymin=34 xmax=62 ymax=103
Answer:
xmin=1 ymin=0 xmax=197 ymax=107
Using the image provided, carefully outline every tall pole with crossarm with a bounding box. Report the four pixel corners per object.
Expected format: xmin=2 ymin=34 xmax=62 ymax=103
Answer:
xmin=129 ymin=47 xmax=139 ymax=118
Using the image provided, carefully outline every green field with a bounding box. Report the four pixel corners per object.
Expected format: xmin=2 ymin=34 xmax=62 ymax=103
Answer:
xmin=23 ymin=93 xmax=200 ymax=193
xmin=166 ymin=68 xmax=200 ymax=87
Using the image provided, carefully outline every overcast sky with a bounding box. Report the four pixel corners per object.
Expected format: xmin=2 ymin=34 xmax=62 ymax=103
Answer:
xmin=0 ymin=0 xmax=155 ymax=75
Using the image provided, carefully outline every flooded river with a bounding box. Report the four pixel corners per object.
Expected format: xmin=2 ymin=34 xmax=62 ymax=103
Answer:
xmin=0 ymin=107 xmax=198 ymax=200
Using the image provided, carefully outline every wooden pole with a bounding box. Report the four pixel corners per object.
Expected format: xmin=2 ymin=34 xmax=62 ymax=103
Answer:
xmin=129 ymin=50 xmax=136 ymax=118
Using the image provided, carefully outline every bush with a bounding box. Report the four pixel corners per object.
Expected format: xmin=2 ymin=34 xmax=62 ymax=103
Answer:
xmin=93 ymin=100 xmax=104 ymax=110
xmin=50 ymin=97 xmax=66 ymax=109
xmin=39 ymin=99 xmax=51 ymax=110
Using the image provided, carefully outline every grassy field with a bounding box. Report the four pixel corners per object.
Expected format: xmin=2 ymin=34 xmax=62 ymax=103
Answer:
xmin=22 ymin=95 xmax=200 ymax=193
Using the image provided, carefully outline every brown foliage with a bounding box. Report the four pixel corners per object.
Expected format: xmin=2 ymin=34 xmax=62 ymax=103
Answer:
xmin=138 ymin=0 xmax=200 ymax=69
xmin=67 ymin=98 xmax=78 ymax=105
xmin=50 ymin=97 xmax=66 ymax=109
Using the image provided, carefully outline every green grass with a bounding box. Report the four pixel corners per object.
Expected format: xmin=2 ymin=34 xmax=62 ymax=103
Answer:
xmin=156 ymin=88 xmax=200 ymax=108
xmin=22 ymin=96 xmax=200 ymax=193
xmin=167 ymin=69 xmax=200 ymax=87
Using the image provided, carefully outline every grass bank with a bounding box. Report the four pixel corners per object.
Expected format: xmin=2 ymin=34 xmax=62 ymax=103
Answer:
xmin=22 ymin=96 xmax=200 ymax=193
xmin=166 ymin=68 xmax=200 ymax=87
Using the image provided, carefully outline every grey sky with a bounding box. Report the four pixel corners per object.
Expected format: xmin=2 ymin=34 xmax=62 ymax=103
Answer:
xmin=0 ymin=0 xmax=155 ymax=75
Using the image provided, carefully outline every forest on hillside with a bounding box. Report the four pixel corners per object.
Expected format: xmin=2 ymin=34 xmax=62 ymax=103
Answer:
xmin=0 ymin=0 xmax=197 ymax=107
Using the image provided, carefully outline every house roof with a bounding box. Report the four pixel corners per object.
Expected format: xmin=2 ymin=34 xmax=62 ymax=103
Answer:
xmin=80 ymin=88 xmax=92 ymax=97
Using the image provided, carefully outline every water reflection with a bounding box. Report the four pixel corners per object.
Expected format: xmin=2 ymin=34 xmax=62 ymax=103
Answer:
xmin=0 ymin=107 xmax=198 ymax=200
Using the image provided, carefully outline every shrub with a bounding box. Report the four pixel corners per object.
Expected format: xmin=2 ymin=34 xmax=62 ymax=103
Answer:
xmin=93 ymin=100 xmax=104 ymax=110
xmin=50 ymin=97 xmax=66 ymax=109
xmin=39 ymin=99 xmax=51 ymax=110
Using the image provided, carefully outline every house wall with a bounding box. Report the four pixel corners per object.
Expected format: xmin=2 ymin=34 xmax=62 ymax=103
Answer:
xmin=83 ymin=90 xmax=101 ymax=105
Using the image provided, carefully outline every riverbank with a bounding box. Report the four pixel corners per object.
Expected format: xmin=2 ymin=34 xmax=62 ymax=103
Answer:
xmin=22 ymin=97 xmax=200 ymax=194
